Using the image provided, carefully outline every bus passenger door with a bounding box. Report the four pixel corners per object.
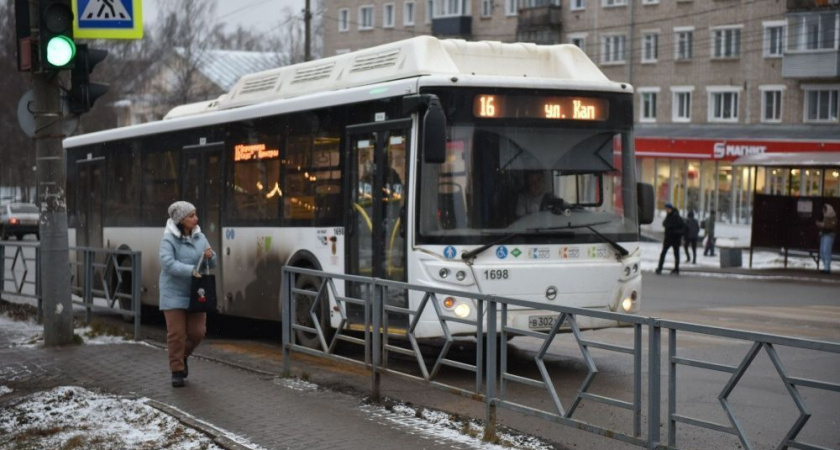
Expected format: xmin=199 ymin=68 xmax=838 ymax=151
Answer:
xmin=182 ymin=143 xmax=223 ymax=285
xmin=75 ymin=157 xmax=105 ymax=249
xmin=345 ymin=119 xmax=410 ymax=327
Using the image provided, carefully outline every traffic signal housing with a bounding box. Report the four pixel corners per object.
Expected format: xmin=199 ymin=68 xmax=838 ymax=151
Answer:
xmin=39 ymin=0 xmax=75 ymax=70
xmin=69 ymin=45 xmax=109 ymax=113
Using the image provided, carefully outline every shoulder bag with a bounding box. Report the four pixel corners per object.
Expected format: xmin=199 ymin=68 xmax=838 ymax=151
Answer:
xmin=189 ymin=256 xmax=217 ymax=313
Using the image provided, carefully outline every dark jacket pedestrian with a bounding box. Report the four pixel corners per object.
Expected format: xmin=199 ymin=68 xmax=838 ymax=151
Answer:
xmin=656 ymin=203 xmax=684 ymax=275
xmin=702 ymin=211 xmax=717 ymax=256
xmin=159 ymin=201 xmax=216 ymax=388
xmin=683 ymin=211 xmax=700 ymax=264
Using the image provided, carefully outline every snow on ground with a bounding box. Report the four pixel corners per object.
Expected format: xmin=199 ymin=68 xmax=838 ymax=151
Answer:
xmin=640 ymin=220 xmax=826 ymax=273
xmin=361 ymin=402 xmax=554 ymax=450
xmin=0 ymin=386 xmax=224 ymax=449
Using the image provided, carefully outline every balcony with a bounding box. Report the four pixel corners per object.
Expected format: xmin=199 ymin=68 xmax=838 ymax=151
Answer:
xmin=782 ymin=49 xmax=840 ymax=78
xmin=517 ymin=5 xmax=562 ymax=30
xmin=431 ymin=16 xmax=472 ymax=38
xmin=516 ymin=5 xmax=562 ymax=44
xmin=787 ymin=0 xmax=840 ymax=11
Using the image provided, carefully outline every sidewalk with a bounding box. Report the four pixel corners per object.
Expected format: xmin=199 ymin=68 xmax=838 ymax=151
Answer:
xmin=0 ymin=314 xmax=544 ymax=450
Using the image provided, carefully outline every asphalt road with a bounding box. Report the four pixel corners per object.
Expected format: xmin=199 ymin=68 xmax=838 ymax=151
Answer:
xmin=3 ymin=246 xmax=839 ymax=450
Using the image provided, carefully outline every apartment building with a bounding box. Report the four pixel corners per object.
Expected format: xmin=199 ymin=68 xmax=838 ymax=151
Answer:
xmin=322 ymin=0 xmax=840 ymax=223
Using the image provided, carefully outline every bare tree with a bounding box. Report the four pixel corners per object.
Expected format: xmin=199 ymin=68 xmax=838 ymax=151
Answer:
xmin=0 ymin=0 xmax=38 ymax=202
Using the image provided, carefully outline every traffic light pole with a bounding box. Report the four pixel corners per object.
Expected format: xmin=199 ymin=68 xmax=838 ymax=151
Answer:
xmin=30 ymin=0 xmax=74 ymax=347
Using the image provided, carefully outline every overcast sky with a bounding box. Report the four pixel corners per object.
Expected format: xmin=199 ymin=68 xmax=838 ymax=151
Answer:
xmin=142 ymin=0 xmax=306 ymax=34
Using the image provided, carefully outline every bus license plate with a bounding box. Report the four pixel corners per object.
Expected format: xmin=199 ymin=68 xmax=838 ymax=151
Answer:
xmin=528 ymin=315 xmax=555 ymax=330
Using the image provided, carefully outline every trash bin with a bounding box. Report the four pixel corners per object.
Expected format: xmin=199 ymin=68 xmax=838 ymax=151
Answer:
xmin=719 ymin=246 xmax=742 ymax=268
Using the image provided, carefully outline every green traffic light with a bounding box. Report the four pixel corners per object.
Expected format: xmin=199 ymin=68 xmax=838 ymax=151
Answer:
xmin=46 ymin=35 xmax=76 ymax=67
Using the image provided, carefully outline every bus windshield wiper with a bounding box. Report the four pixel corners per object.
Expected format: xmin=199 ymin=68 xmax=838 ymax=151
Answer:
xmin=461 ymin=232 xmax=522 ymax=262
xmin=528 ymin=221 xmax=629 ymax=258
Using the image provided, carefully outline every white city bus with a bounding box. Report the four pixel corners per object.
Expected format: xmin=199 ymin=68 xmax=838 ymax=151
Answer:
xmin=64 ymin=37 xmax=653 ymax=345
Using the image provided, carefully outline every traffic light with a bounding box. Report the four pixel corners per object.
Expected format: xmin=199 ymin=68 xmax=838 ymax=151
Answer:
xmin=69 ymin=45 xmax=109 ymax=113
xmin=39 ymin=0 xmax=75 ymax=70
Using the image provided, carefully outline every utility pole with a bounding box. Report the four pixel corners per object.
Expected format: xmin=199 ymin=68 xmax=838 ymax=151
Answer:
xmin=30 ymin=0 xmax=74 ymax=346
xmin=304 ymin=0 xmax=311 ymax=62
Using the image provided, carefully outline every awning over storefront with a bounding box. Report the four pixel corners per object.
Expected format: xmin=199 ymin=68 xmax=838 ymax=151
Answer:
xmin=732 ymin=152 xmax=840 ymax=167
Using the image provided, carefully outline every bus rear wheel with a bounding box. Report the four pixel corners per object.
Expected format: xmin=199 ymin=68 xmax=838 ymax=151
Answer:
xmin=293 ymin=273 xmax=331 ymax=349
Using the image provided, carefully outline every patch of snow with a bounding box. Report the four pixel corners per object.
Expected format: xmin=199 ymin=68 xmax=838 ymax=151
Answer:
xmin=273 ymin=377 xmax=320 ymax=392
xmin=0 ymin=385 xmax=12 ymax=396
xmin=360 ymin=401 xmax=554 ymax=450
xmin=0 ymin=386 xmax=223 ymax=449
xmin=639 ymin=242 xmax=821 ymax=273
xmin=0 ymin=315 xmax=141 ymax=348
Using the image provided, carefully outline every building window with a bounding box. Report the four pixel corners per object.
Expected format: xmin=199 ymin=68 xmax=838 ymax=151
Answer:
xmin=642 ymin=32 xmax=659 ymax=63
xmin=426 ymin=0 xmax=434 ymax=23
xmin=642 ymin=0 xmax=659 ymax=4
xmin=760 ymin=86 xmax=784 ymax=123
xmin=788 ymin=12 xmax=837 ymax=51
xmin=639 ymin=88 xmax=659 ymax=122
xmin=671 ymin=87 xmax=693 ymax=122
xmin=404 ymin=1 xmax=416 ymax=25
xmin=481 ymin=0 xmax=492 ymax=17
xmin=568 ymin=33 xmax=587 ymax=54
xmin=506 ymin=0 xmax=518 ymax=16
xmin=435 ymin=0 xmax=469 ymax=17
xmin=763 ymin=21 xmax=785 ymax=58
xmin=804 ymin=87 xmax=839 ymax=123
xmin=674 ymin=27 xmax=693 ymax=61
xmin=338 ymin=8 xmax=350 ymax=32
xmin=602 ymin=0 xmax=627 ymax=7
xmin=711 ymin=26 xmax=742 ymax=59
xmin=359 ymin=5 xmax=374 ymax=30
xmin=384 ymin=3 xmax=395 ymax=28
xmin=601 ymin=34 xmax=626 ymax=64
xmin=571 ymin=0 xmax=585 ymax=11
xmin=708 ymin=87 xmax=740 ymax=122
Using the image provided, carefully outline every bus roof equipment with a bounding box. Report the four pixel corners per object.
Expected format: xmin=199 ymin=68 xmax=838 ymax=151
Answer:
xmin=164 ymin=36 xmax=612 ymax=120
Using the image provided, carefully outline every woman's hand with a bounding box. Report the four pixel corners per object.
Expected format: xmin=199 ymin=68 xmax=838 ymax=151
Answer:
xmin=204 ymin=247 xmax=213 ymax=259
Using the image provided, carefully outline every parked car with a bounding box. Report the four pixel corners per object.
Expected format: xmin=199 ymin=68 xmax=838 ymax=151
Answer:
xmin=0 ymin=203 xmax=40 ymax=240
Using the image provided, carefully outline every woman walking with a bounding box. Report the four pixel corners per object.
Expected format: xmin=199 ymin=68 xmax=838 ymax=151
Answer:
xmin=159 ymin=201 xmax=216 ymax=387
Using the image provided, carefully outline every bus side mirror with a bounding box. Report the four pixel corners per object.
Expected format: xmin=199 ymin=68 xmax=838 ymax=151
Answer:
xmin=423 ymin=96 xmax=446 ymax=164
xmin=637 ymin=182 xmax=655 ymax=225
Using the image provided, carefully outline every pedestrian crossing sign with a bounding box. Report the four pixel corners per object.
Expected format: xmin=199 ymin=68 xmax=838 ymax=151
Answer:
xmin=73 ymin=0 xmax=143 ymax=39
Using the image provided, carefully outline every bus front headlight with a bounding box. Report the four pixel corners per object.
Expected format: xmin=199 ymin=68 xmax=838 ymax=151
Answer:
xmin=621 ymin=291 xmax=638 ymax=312
xmin=454 ymin=303 xmax=471 ymax=318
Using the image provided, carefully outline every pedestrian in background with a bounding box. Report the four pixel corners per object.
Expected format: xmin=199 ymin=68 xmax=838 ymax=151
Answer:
xmin=159 ymin=201 xmax=216 ymax=387
xmin=656 ymin=203 xmax=685 ymax=275
xmin=683 ymin=211 xmax=700 ymax=264
xmin=702 ymin=210 xmax=717 ymax=257
xmin=816 ymin=203 xmax=837 ymax=273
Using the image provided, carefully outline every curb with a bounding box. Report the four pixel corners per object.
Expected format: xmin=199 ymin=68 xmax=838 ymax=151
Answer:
xmin=146 ymin=399 xmax=256 ymax=450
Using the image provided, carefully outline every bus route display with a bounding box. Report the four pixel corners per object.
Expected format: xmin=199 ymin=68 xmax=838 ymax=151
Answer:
xmin=473 ymin=94 xmax=609 ymax=121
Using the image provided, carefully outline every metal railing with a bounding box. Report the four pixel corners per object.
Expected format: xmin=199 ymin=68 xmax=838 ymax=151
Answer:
xmin=1 ymin=240 xmax=142 ymax=340
xmin=69 ymin=246 xmax=142 ymax=340
xmin=280 ymin=266 xmax=840 ymax=450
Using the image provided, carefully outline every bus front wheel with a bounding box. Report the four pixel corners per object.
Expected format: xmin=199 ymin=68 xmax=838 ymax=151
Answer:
xmin=293 ymin=273 xmax=331 ymax=349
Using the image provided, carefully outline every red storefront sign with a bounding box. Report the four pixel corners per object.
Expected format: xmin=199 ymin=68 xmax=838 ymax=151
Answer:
xmin=636 ymin=137 xmax=840 ymax=162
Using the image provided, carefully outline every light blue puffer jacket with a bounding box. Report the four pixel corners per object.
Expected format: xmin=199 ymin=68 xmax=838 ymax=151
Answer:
xmin=158 ymin=219 xmax=217 ymax=310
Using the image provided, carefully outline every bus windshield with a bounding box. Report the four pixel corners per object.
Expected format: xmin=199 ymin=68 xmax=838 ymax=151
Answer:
xmin=418 ymin=122 xmax=639 ymax=246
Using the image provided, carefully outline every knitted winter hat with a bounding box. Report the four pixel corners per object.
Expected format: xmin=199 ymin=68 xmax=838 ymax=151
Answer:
xmin=168 ymin=201 xmax=196 ymax=225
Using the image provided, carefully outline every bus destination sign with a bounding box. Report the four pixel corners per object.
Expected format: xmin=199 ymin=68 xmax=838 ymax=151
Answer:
xmin=473 ymin=95 xmax=609 ymax=121
xmin=234 ymin=143 xmax=280 ymax=161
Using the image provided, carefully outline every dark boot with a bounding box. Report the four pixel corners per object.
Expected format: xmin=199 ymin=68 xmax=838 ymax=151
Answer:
xmin=183 ymin=357 xmax=189 ymax=379
xmin=171 ymin=371 xmax=186 ymax=388
xmin=671 ymin=269 xmax=680 ymax=275
xmin=655 ymin=268 xmax=662 ymax=275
